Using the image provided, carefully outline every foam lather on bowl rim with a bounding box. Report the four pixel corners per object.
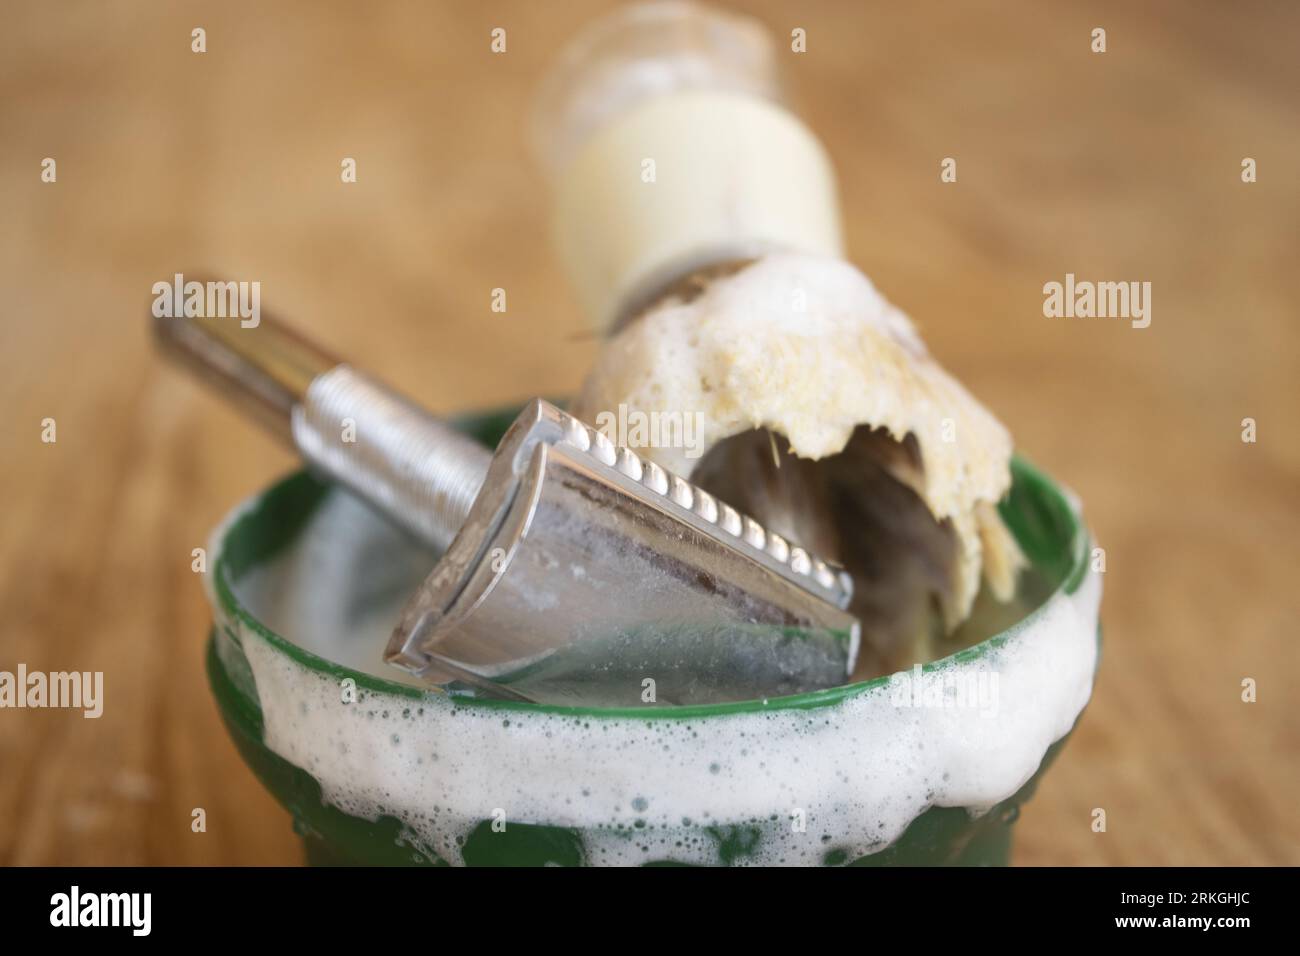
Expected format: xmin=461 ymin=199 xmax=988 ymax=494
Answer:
xmin=206 ymin=465 xmax=1101 ymax=866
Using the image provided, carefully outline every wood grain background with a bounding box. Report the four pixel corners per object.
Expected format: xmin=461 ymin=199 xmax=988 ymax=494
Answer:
xmin=1 ymin=0 xmax=1296 ymax=865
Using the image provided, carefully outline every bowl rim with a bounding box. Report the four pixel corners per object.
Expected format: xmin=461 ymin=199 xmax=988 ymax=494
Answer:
xmin=211 ymin=451 xmax=1090 ymax=721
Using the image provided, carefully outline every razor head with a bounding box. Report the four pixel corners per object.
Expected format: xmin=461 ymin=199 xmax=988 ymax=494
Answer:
xmin=386 ymin=399 xmax=859 ymax=706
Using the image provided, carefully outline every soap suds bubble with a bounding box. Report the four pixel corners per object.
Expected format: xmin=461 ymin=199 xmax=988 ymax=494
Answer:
xmin=232 ymin=566 xmax=1098 ymax=865
xmin=217 ymin=469 xmax=1100 ymax=865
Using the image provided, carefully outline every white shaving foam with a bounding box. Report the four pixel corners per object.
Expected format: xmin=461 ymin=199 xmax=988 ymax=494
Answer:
xmin=214 ymin=489 xmax=1100 ymax=865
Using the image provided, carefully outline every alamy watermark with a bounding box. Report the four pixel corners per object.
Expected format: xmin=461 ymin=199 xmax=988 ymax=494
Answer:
xmin=593 ymin=404 xmax=706 ymax=460
xmin=889 ymin=663 xmax=1000 ymax=718
xmin=1043 ymin=273 xmax=1150 ymax=329
xmin=50 ymin=886 xmax=150 ymax=936
xmin=151 ymin=273 xmax=261 ymax=328
xmin=0 ymin=664 xmax=103 ymax=718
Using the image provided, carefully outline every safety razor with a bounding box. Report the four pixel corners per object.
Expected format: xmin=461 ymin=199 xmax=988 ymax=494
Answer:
xmin=154 ymin=297 xmax=859 ymax=705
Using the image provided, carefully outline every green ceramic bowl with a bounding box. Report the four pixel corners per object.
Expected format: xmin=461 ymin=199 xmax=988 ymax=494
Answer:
xmin=205 ymin=407 xmax=1100 ymax=866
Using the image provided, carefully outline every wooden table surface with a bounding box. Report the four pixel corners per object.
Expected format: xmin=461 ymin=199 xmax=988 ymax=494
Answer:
xmin=2 ymin=1 xmax=1296 ymax=865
